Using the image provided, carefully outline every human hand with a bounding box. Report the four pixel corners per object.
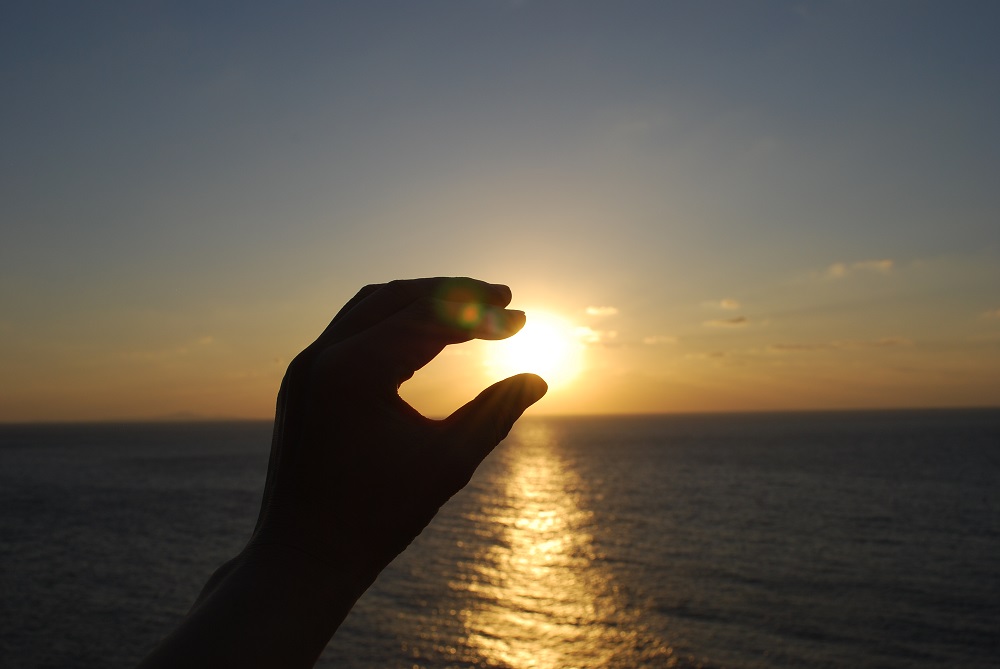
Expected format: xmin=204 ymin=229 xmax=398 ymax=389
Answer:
xmin=138 ymin=277 xmax=546 ymax=669
xmin=247 ymin=277 xmax=548 ymax=591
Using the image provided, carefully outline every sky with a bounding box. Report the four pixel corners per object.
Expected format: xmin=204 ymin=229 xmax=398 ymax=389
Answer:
xmin=2 ymin=1 xmax=999 ymax=421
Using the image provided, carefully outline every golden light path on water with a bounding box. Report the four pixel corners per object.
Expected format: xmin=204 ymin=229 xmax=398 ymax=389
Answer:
xmin=449 ymin=422 xmax=674 ymax=668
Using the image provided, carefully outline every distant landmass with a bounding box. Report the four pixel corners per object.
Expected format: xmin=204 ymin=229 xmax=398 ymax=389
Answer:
xmin=149 ymin=411 xmax=226 ymax=422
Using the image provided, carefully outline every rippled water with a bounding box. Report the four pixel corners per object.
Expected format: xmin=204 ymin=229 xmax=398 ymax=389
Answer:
xmin=341 ymin=420 xmax=673 ymax=668
xmin=2 ymin=411 xmax=998 ymax=668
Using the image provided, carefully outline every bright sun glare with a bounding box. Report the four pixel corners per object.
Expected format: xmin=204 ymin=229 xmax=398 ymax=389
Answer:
xmin=485 ymin=311 xmax=584 ymax=390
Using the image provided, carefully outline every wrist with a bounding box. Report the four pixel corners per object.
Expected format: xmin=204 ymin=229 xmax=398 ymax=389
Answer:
xmin=236 ymin=539 xmax=372 ymax=614
xmin=248 ymin=507 xmax=395 ymax=597
xmin=141 ymin=541 xmax=365 ymax=669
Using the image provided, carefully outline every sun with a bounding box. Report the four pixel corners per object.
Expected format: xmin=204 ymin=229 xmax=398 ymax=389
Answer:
xmin=484 ymin=310 xmax=584 ymax=390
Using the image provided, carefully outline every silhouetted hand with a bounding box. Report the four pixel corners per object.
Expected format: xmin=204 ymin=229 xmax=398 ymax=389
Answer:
xmin=139 ymin=277 xmax=547 ymax=669
xmin=250 ymin=276 xmax=548 ymax=585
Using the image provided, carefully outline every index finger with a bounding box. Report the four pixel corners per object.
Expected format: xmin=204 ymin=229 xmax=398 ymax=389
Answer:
xmin=316 ymin=277 xmax=513 ymax=346
xmin=346 ymin=296 xmax=526 ymax=387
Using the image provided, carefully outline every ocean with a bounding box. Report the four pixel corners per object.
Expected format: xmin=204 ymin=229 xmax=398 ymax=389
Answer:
xmin=1 ymin=411 xmax=998 ymax=668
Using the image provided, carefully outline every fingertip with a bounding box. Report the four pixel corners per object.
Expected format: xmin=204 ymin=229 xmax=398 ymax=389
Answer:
xmin=472 ymin=308 xmax=525 ymax=340
xmin=526 ymin=374 xmax=548 ymax=404
xmin=513 ymin=372 xmax=548 ymax=405
xmin=506 ymin=309 xmax=526 ymax=334
xmin=489 ymin=283 xmax=513 ymax=306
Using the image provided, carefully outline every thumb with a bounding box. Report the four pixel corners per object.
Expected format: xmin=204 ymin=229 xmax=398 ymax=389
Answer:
xmin=443 ymin=373 xmax=548 ymax=469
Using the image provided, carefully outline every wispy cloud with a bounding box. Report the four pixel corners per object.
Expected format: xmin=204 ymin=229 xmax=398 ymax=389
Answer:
xmin=768 ymin=337 xmax=913 ymax=353
xmin=868 ymin=336 xmax=912 ymax=348
xmin=704 ymin=316 xmax=749 ymax=328
xmin=685 ymin=351 xmax=726 ymax=360
xmin=643 ymin=335 xmax=677 ymax=345
xmin=982 ymin=308 xmax=1000 ymax=319
xmin=826 ymin=259 xmax=893 ymax=278
xmin=120 ymin=335 xmax=216 ymax=362
xmin=585 ymin=306 xmax=619 ymax=317
xmin=575 ymin=326 xmax=618 ymax=344
xmin=833 ymin=337 xmax=913 ymax=349
xmin=703 ymin=298 xmax=741 ymax=310
xmin=768 ymin=342 xmax=828 ymax=352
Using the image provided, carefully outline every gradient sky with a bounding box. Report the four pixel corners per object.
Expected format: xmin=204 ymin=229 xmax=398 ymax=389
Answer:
xmin=2 ymin=1 xmax=999 ymax=421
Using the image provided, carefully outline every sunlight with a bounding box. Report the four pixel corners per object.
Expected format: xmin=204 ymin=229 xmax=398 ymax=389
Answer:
xmin=485 ymin=310 xmax=584 ymax=389
xmin=456 ymin=421 xmax=673 ymax=667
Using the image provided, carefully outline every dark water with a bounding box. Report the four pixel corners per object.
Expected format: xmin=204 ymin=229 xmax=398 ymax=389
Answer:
xmin=1 ymin=411 xmax=998 ymax=668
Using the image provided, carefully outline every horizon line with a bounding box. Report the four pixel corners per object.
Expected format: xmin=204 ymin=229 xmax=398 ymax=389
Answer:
xmin=2 ymin=404 xmax=999 ymax=426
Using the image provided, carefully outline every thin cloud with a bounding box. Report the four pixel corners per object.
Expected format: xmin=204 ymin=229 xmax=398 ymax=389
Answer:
xmin=686 ymin=351 xmax=726 ymax=360
xmin=769 ymin=338 xmax=913 ymax=352
xmin=585 ymin=306 xmax=619 ymax=317
xmin=826 ymin=259 xmax=893 ymax=278
xmin=833 ymin=337 xmax=913 ymax=349
xmin=121 ymin=335 xmax=216 ymax=362
xmin=704 ymin=316 xmax=749 ymax=328
xmin=643 ymin=335 xmax=678 ymax=345
xmin=702 ymin=298 xmax=741 ymax=310
xmin=768 ymin=343 xmax=827 ymax=352
xmin=868 ymin=336 xmax=912 ymax=348
xmin=982 ymin=308 xmax=1000 ymax=319
xmin=575 ymin=326 xmax=618 ymax=344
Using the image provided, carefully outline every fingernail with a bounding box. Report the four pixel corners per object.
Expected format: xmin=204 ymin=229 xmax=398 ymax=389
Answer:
xmin=505 ymin=309 xmax=526 ymax=331
xmin=490 ymin=283 xmax=512 ymax=302
xmin=471 ymin=307 xmax=522 ymax=339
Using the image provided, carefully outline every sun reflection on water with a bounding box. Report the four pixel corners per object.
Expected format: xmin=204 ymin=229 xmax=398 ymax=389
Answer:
xmin=450 ymin=421 xmax=673 ymax=668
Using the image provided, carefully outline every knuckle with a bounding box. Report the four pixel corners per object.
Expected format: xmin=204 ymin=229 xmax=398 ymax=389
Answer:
xmin=385 ymin=279 xmax=410 ymax=296
xmin=284 ymin=350 xmax=313 ymax=383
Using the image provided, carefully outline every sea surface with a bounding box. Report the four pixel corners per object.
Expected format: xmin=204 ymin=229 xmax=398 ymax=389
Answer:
xmin=1 ymin=411 xmax=998 ymax=668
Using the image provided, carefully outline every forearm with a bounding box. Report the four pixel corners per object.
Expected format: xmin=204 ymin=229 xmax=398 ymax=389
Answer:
xmin=138 ymin=544 xmax=367 ymax=669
